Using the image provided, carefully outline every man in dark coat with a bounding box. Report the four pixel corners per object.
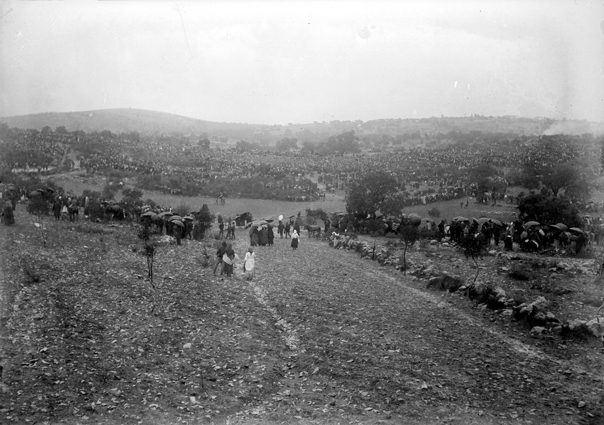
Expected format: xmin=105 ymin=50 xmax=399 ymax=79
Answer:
xmin=277 ymin=221 xmax=284 ymax=238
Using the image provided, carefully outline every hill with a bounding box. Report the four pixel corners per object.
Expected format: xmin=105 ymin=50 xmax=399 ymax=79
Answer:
xmin=0 ymin=108 xmax=259 ymax=137
xmin=1 ymin=109 xmax=603 ymax=142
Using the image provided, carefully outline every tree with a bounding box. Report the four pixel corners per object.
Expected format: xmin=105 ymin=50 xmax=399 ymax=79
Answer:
xmin=346 ymin=171 xmax=399 ymax=217
xmin=541 ymin=163 xmax=580 ymax=197
xmin=324 ymin=130 xmax=361 ymax=156
xmin=198 ymin=138 xmax=211 ymax=149
xmin=275 ymin=138 xmax=298 ymax=152
xmin=517 ymin=194 xmax=582 ymax=227
xmin=399 ymin=224 xmax=420 ymax=275
xmin=455 ymin=232 xmax=490 ymax=284
xmin=192 ymin=204 xmax=215 ymax=240
xmin=26 ymin=195 xmax=50 ymax=220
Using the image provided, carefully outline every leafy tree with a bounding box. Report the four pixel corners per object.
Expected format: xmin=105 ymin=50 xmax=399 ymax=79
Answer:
xmin=324 ymin=130 xmax=361 ymax=156
xmin=26 ymin=195 xmax=50 ymax=220
xmin=517 ymin=194 xmax=582 ymax=227
xmin=468 ymin=164 xmax=498 ymax=192
xmin=198 ymin=137 xmax=211 ymax=149
xmin=346 ymin=171 xmax=398 ymax=217
xmin=541 ymin=163 xmax=580 ymax=197
xmin=275 ymin=138 xmax=298 ymax=152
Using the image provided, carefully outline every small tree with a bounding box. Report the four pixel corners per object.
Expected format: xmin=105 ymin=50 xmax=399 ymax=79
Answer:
xmin=427 ymin=207 xmax=441 ymax=219
xmin=455 ymin=232 xmax=490 ymax=284
xmin=399 ymin=224 xmax=420 ymax=275
xmin=192 ymin=204 xmax=215 ymax=240
xmin=26 ymin=195 xmax=50 ymax=222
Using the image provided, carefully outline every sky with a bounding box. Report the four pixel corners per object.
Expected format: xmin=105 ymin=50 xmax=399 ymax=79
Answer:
xmin=1 ymin=0 xmax=603 ymax=125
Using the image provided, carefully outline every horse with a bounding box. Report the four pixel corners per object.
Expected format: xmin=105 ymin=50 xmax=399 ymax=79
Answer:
xmin=305 ymin=224 xmax=321 ymax=238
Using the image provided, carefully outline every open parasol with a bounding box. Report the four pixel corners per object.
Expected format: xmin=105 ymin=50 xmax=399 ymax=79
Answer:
xmin=489 ymin=218 xmax=502 ymax=226
xmin=452 ymin=216 xmax=469 ymax=222
xmin=170 ymin=215 xmax=183 ymax=222
xmin=171 ymin=220 xmax=184 ymax=227
xmin=477 ymin=217 xmax=491 ymax=225
xmin=569 ymin=227 xmax=584 ymax=234
xmin=141 ymin=211 xmax=154 ymax=218
xmin=524 ymin=221 xmax=540 ymax=228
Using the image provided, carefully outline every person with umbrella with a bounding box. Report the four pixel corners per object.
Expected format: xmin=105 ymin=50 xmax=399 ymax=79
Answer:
xmin=259 ymin=224 xmax=268 ymax=246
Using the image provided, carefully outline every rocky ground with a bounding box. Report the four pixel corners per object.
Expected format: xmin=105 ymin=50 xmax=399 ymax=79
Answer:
xmin=0 ymin=208 xmax=603 ymax=424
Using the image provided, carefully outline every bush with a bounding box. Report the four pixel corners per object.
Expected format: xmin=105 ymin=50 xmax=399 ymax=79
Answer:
xmin=2 ymin=204 xmax=15 ymax=225
xmin=174 ymin=202 xmax=191 ymax=218
xmin=26 ymin=196 xmax=50 ymax=219
xmin=427 ymin=207 xmax=441 ymax=219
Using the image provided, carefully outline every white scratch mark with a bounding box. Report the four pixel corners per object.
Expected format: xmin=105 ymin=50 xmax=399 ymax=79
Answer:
xmin=454 ymin=81 xmax=458 ymax=88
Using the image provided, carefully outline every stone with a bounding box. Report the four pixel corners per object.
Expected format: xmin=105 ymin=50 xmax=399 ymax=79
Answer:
xmin=533 ymin=312 xmax=547 ymax=325
xmin=488 ymin=250 xmax=497 ymax=256
xmin=501 ymin=309 xmax=514 ymax=317
xmin=530 ymin=326 xmax=546 ymax=334
xmin=585 ymin=318 xmax=604 ymax=338
xmin=429 ymin=240 xmax=438 ymax=245
xmin=567 ymin=319 xmax=587 ymax=332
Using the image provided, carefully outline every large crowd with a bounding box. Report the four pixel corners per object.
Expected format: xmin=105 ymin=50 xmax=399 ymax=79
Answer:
xmin=1 ymin=125 xmax=602 ymax=206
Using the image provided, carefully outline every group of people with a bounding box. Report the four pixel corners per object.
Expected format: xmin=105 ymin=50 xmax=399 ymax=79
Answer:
xmin=213 ymin=242 xmax=257 ymax=280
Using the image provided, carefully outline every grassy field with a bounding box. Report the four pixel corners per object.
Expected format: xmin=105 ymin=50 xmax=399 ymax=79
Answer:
xmin=50 ymin=173 xmax=346 ymax=221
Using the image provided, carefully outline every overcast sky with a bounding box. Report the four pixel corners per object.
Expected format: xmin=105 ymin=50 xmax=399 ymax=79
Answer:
xmin=1 ymin=0 xmax=603 ymax=124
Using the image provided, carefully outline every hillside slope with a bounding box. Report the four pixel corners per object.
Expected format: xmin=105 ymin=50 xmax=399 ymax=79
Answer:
xmin=0 ymin=109 xmax=258 ymax=136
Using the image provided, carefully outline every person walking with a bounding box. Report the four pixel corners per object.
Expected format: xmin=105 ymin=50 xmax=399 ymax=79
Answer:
xmin=243 ymin=247 xmax=255 ymax=280
xmin=284 ymin=221 xmax=291 ymax=238
xmin=213 ymin=241 xmax=228 ymax=275
xmin=291 ymin=229 xmax=299 ymax=250
xmin=277 ymin=221 xmax=284 ymax=238
xmin=223 ymin=243 xmax=236 ymax=277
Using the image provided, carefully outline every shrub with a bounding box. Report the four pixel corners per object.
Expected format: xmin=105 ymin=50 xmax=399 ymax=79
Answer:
xmin=26 ymin=196 xmax=50 ymax=219
xmin=427 ymin=206 xmax=441 ymax=219
xmin=174 ymin=202 xmax=191 ymax=218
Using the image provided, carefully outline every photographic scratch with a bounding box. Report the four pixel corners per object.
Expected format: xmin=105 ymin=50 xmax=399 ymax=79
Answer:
xmin=176 ymin=4 xmax=193 ymax=59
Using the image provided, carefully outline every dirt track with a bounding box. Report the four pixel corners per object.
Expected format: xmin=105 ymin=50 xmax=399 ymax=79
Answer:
xmin=1 ymin=213 xmax=603 ymax=424
xmin=222 ymin=232 xmax=604 ymax=424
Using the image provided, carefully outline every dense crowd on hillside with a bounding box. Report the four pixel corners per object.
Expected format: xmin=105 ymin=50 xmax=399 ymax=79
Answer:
xmin=1 ymin=123 xmax=602 ymax=204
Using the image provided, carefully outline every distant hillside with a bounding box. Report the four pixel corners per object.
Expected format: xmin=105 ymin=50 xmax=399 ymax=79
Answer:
xmin=0 ymin=108 xmax=259 ymax=136
xmin=1 ymin=109 xmax=602 ymax=142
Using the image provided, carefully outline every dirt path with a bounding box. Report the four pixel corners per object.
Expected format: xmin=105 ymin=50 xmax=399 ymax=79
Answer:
xmin=224 ymin=234 xmax=604 ymax=424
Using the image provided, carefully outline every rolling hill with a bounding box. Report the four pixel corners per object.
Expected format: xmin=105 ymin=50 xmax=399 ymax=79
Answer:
xmin=1 ymin=108 xmax=603 ymax=141
xmin=0 ymin=108 xmax=259 ymax=136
